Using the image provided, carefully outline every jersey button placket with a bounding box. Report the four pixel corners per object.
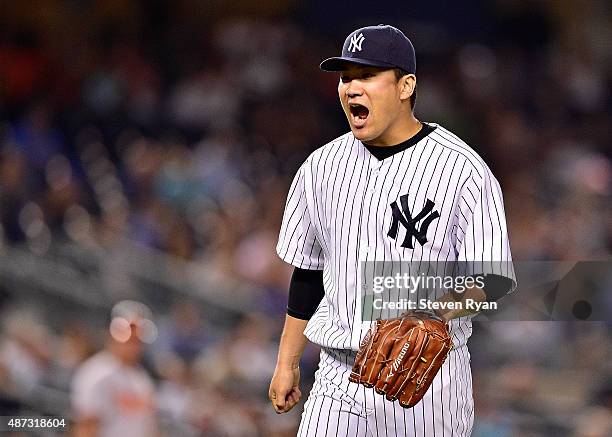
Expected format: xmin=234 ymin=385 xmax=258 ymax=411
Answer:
xmin=367 ymin=164 xmax=379 ymax=194
xmin=359 ymin=160 xmax=376 ymax=262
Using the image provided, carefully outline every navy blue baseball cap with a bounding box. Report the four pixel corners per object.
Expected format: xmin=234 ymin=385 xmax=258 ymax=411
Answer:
xmin=320 ymin=24 xmax=416 ymax=74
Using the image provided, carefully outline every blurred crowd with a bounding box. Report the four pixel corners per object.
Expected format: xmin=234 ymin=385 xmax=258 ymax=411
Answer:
xmin=0 ymin=1 xmax=611 ymax=436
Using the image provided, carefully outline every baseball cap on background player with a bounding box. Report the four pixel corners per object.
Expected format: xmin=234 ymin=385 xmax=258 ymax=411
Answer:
xmin=320 ymin=24 xmax=416 ymax=74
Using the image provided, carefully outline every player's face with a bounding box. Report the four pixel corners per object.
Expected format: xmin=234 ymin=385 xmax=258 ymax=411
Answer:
xmin=338 ymin=64 xmax=407 ymax=145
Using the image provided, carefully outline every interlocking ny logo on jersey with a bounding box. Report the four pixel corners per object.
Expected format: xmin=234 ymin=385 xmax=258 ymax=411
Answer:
xmin=348 ymin=33 xmax=365 ymax=52
xmin=388 ymin=196 xmax=440 ymax=249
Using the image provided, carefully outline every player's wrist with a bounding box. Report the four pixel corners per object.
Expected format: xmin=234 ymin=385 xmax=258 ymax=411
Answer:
xmin=276 ymin=356 xmax=301 ymax=370
xmin=411 ymin=307 xmax=447 ymax=322
xmin=432 ymin=308 xmax=451 ymax=322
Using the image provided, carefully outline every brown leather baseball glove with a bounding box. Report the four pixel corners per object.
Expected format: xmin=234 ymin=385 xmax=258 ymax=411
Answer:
xmin=349 ymin=310 xmax=453 ymax=408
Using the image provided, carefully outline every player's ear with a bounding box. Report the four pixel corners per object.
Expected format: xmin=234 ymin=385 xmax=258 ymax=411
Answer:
xmin=399 ymin=75 xmax=416 ymax=102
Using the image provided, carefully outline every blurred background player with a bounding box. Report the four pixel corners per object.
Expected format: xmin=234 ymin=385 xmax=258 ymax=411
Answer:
xmin=71 ymin=301 xmax=158 ymax=437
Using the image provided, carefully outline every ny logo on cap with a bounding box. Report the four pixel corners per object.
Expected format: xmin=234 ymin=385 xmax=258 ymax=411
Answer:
xmin=348 ymin=32 xmax=365 ymax=52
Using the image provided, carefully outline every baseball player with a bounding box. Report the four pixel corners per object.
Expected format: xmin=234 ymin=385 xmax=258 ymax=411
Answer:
xmin=269 ymin=25 xmax=515 ymax=436
xmin=72 ymin=301 xmax=158 ymax=437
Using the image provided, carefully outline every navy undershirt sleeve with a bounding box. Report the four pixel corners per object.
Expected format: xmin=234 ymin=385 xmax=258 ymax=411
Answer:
xmin=287 ymin=267 xmax=325 ymax=320
xmin=482 ymin=274 xmax=514 ymax=302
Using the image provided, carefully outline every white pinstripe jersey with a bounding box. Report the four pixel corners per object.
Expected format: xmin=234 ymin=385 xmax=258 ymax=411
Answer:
xmin=277 ymin=123 xmax=514 ymax=351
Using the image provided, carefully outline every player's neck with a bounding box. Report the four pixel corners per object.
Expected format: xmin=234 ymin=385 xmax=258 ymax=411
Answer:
xmin=365 ymin=115 xmax=422 ymax=147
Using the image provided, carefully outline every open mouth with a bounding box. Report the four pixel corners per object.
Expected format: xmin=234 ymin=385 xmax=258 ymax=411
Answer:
xmin=349 ymin=103 xmax=369 ymax=127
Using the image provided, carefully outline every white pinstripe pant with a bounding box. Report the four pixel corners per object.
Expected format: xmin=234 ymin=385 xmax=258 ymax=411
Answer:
xmin=298 ymin=347 xmax=474 ymax=437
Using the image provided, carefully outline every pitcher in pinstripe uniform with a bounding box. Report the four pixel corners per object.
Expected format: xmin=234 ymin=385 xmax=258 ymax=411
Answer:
xmin=269 ymin=24 xmax=515 ymax=436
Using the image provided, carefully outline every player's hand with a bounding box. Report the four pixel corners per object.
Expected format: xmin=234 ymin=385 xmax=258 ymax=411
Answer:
xmin=269 ymin=365 xmax=301 ymax=413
